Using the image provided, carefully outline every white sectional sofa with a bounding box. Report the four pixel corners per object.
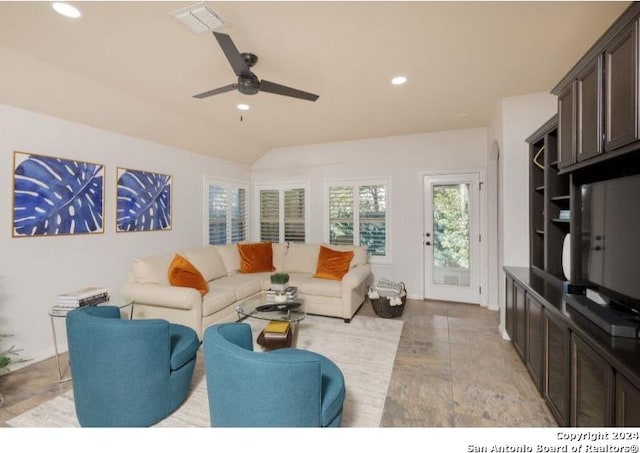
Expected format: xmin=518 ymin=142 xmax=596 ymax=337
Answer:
xmin=120 ymin=242 xmax=371 ymax=339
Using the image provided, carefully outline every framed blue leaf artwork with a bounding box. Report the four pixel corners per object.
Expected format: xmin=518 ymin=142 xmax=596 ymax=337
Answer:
xmin=116 ymin=168 xmax=172 ymax=232
xmin=12 ymin=152 xmax=104 ymax=237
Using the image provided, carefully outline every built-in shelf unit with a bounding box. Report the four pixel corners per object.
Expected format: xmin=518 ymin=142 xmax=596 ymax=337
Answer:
xmin=526 ymin=114 xmax=571 ymax=283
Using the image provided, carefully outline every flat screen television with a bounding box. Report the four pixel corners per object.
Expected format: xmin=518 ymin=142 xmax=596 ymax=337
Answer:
xmin=580 ymin=173 xmax=640 ymax=317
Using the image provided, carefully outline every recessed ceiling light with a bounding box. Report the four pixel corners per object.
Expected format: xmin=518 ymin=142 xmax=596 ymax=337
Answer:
xmin=237 ymin=104 xmax=250 ymax=111
xmin=52 ymin=2 xmax=81 ymax=18
xmin=391 ymin=76 xmax=407 ymax=86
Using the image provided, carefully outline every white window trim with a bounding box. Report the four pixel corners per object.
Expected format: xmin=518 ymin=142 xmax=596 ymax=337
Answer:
xmin=323 ymin=177 xmax=391 ymax=265
xmin=253 ymin=181 xmax=310 ymax=243
xmin=202 ymin=176 xmax=249 ymax=245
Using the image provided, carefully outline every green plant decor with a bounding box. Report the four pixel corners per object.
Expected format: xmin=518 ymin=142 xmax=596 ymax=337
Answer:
xmin=270 ymin=273 xmax=290 ymax=285
xmin=0 ymin=334 xmax=27 ymax=375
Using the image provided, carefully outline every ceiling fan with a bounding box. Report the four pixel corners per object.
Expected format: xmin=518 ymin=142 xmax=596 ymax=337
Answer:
xmin=193 ymin=32 xmax=319 ymax=102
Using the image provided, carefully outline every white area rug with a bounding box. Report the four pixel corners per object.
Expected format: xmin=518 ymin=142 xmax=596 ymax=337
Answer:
xmin=7 ymin=315 xmax=403 ymax=427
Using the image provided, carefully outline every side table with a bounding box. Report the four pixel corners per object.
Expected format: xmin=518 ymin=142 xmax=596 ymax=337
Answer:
xmin=48 ymin=298 xmax=134 ymax=383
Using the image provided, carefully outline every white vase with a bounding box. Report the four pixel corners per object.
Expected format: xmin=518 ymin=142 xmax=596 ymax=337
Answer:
xmin=562 ymin=233 xmax=571 ymax=280
xmin=271 ymin=283 xmax=286 ymax=291
xmin=274 ymin=293 xmax=288 ymax=303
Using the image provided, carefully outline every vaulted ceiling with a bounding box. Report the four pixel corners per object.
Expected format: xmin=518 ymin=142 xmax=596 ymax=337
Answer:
xmin=0 ymin=1 xmax=629 ymax=164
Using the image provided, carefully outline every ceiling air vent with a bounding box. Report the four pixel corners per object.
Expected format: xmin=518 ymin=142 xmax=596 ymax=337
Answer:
xmin=170 ymin=2 xmax=226 ymax=34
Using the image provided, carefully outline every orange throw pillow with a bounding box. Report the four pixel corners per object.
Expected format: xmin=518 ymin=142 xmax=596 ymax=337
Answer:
xmin=238 ymin=242 xmax=275 ymax=273
xmin=168 ymin=254 xmax=208 ymax=296
xmin=314 ymin=245 xmax=354 ymax=280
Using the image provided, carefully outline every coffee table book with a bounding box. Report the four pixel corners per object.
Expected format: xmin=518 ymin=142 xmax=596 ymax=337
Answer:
xmin=257 ymin=321 xmax=292 ymax=349
xmin=58 ymin=286 xmax=110 ymax=307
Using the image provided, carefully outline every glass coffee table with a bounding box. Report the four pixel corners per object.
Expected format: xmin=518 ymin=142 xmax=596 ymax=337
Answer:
xmin=235 ymin=293 xmax=305 ymax=350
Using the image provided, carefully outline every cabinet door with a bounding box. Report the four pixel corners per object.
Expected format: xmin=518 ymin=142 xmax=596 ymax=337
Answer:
xmin=526 ymin=294 xmax=544 ymax=392
xmin=605 ymin=21 xmax=639 ymax=151
xmin=513 ymin=283 xmax=526 ymax=360
xmin=558 ymin=83 xmax=576 ymax=169
xmin=545 ymin=310 xmax=571 ymax=426
xmin=577 ymin=55 xmax=603 ymax=161
xmin=616 ymin=374 xmax=640 ymax=427
xmin=571 ymin=334 xmax=614 ymax=427
xmin=505 ymin=276 xmax=515 ymax=339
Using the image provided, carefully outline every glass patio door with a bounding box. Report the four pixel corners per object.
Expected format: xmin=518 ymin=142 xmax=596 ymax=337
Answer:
xmin=423 ymin=173 xmax=480 ymax=304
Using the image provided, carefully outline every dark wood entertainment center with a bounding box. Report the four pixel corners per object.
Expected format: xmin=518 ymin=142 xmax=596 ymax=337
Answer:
xmin=505 ymin=3 xmax=640 ymax=427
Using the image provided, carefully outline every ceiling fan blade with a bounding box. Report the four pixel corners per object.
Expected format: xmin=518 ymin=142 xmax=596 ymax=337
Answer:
xmin=193 ymin=83 xmax=238 ymax=99
xmin=260 ymin=80 xmax=319 ymax=102
xmin=213 ymin=32 xmax=250 ymax=77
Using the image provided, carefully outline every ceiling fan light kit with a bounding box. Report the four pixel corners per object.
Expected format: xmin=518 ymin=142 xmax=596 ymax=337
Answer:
xmin=193 ymin=31 xmax=319 ymax=102
xmin=170 ymin=2 xmax=226 ymax=34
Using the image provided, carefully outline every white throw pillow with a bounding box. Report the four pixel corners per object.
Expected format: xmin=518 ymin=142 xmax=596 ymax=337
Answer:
xmin=214 ymin=244 xmax=241 ymax=276
xmin=132 ymin=253 xmax=174 ymax=285
xmin=182 ymin=246 xmax=227 ymax=282
xmin=281 ymin=243 xmax=320 ymax=274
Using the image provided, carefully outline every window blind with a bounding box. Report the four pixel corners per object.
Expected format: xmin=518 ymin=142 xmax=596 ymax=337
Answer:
xmin=329 ymin=186 xmax=354 ymax=246
xmin=208 ymin=184 xmax=227 ymax=245
xmin=260 ymin=189 xmax=279 ymax=242
xmin=230 ymin=187 xmax=246 ymax=243
xmin=359 ymin=185 xmax=386 ymax=256
xmin=328 ymin=183 xmax=387 ymax=257
xmin=284 ymin=188 xmax=305 ymax=243
xmin=206 ymin=182 xmax=247 ymax=245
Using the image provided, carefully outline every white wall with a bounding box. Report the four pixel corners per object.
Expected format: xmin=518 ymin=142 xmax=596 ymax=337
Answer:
xmin=252 ymin=128 xmax=488 ymax=301
xmin=486 ymin=101 xmax=503 ymax=312
xmin=0 ymin=92 xmax=556 ymax=368
xmin=487 ymin=92 xmax=557 ymax=336
xmin=0 ymin=104 xmax=250 ymax=367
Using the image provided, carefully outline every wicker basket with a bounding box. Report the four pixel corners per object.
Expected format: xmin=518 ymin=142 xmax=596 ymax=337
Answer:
xmin=369 ymin=282 xmax=406 ymax=318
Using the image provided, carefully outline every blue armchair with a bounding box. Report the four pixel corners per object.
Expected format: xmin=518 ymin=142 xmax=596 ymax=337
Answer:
xmin=202 ymin=322 xmax=345 ymax=427
xmin=66 ymin=305 xmax=199 ymax=427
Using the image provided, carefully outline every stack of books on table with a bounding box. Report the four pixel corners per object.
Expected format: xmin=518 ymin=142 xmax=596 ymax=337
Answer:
xmin=265 ymin=286 xmax=298 ymax=302
xmin=262 ymin=320 xmax=291 ymax=340
xmin=51 ymin=287 xmax=110 ymax=315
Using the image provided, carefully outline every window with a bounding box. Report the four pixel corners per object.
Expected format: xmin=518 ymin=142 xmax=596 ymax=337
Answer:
xmin=259 ymin=190 xmax=279 ymax=242
xmin=204 ymin=178 xmax=247 ymax=245
xmin=257 ymin=184 xmax=308 ymax=243
xmin=327 ymin=180 xmax=389 ymax=261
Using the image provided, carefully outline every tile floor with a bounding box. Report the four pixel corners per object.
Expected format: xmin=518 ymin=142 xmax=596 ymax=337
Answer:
xmin=0 ymin=299 xmax=557 ymax=427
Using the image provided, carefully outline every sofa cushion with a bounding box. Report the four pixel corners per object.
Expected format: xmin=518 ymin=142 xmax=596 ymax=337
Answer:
xmin=202 ymin=287 xmax=238 ymax=317
xmin=132 ymin=253 xmax=173 ymax=285
xmin=168 ymin=254 xmax=209 ymax=295
xmin=238 ymin=242 xmax=275 ymax=273
xmin=209 ymin=274 xmax=264 ymax=301
xmin=301 ymin=277 xmax=342 ymax=298
xmin=322 ymin=244 xmax=367 ymax=268
xmin=284 ymin=272 xmax=314 ymax=289
xmin=182 ymin=246 xmax=227 ymax=282
xmin=314 ymin=246 xmax=353 ymax=280
xmin=260 ymin=272 xmax=313 ymax=291
xmin=281 ymin=243 xmax=320 ymax=274
xmin=215 ymin=244 xmax=241 ymax=276
xmin=272 ymin=242 xmax=288 ymax=272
